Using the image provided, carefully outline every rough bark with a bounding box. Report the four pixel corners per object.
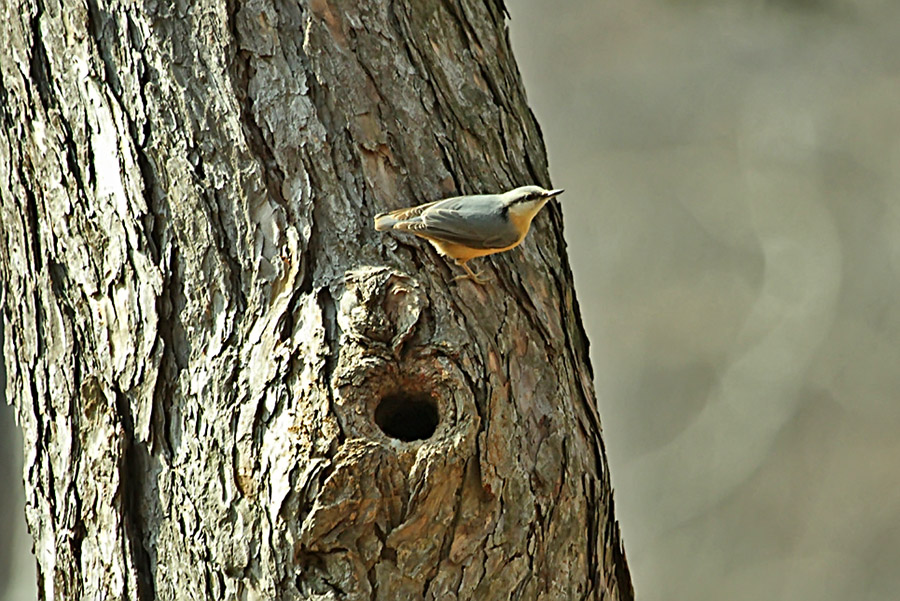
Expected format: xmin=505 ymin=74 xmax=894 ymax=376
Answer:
xmin=0 ymin=0 xmax=632 ymax=599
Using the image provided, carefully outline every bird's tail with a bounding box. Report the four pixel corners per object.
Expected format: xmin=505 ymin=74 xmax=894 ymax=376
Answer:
xmin=374 ymin=213 xmax=398 ymax=231
xmin=374 ymin=198 xmax=442 ymax=231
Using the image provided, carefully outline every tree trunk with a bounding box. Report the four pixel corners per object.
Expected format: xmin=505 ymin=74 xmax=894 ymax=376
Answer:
xmin=0 ymin=0 xmax=632 ymax=599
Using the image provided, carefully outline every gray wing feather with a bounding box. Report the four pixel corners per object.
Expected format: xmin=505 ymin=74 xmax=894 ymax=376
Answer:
xmin=403 ymin=197 xmax=520 ymax=249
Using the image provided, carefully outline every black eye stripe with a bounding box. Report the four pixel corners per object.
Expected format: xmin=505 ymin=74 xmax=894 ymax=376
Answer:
xmin=511 ymin=191 xmax=543 ymax=205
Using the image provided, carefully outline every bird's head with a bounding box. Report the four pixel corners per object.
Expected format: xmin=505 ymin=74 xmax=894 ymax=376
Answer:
xmin=502 ymin=185 xmax=565 ymax=221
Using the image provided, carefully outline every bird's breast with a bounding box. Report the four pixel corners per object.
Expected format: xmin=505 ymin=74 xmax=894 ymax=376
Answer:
xmin=427 ymin=235 xmax=526 ymax=262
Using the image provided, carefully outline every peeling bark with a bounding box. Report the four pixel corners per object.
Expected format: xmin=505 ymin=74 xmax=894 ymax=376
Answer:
xmin=0 ymin=0 xmax=632 ymax=599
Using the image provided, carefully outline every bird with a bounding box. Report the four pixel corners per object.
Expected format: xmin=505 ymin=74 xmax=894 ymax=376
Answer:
xmin=374 ymin=185 xmax=564 ymax=284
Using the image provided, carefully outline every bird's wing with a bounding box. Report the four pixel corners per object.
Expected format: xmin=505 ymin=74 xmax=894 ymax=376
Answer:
xmin=396 ymin=203 xmax=520 ymax=250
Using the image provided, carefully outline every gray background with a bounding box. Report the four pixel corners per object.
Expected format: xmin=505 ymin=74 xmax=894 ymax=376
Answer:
xmin=2 ymin=0 xmax=899 ymax=599
xmin=510 ymin=0 xmax=900 ymax=599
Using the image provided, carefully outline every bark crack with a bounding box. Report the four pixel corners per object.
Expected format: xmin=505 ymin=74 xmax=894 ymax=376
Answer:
xmin=113 ymin=384 xmax=156 ymax=601
xmin=316 ymin=286 xmax=345 ymax=444
xmin=583 ymin=475 xmax=599 ymax=600
xmin=227 ymin=11 xmax=289 ymax=213
xmin=23 ymin=182 xmax=43 ymax=273
xmin=28 ymin=0 xmax=53 ymax=113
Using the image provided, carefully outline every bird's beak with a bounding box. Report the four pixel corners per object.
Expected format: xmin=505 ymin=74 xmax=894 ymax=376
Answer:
xmin=545 ymin=189 xmax=565 ymax=198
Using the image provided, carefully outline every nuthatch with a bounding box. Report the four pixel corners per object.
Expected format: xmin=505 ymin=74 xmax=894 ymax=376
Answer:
xmin=374 ymin=185 xmax=564 ymax=284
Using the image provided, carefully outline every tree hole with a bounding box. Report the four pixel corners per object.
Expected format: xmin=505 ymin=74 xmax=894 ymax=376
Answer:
xmin=374 ymin=393 xmax=439 ymax=442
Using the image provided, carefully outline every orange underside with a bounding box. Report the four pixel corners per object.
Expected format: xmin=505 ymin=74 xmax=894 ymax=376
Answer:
xmin=421 ymin=236 xmax=525 ymax=263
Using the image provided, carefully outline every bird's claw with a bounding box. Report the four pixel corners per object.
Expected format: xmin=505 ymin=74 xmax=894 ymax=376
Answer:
xmin=454 ymin=270 xmax=492 ymax=285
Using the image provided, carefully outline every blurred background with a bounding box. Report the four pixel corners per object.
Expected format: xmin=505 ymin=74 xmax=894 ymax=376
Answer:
xmin=510 ymin=0 xmax=900 ymax=599
xmin=3 ymin=0 xmax=899 ymax=599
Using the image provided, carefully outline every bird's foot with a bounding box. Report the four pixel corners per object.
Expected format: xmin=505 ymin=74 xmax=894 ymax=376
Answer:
xmin=454 ymin=266 xmax=492 ymax=285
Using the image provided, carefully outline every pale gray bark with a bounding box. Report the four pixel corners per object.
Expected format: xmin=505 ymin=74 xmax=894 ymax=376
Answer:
xmin=0 ymin=0 xmax=631 ymax=599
